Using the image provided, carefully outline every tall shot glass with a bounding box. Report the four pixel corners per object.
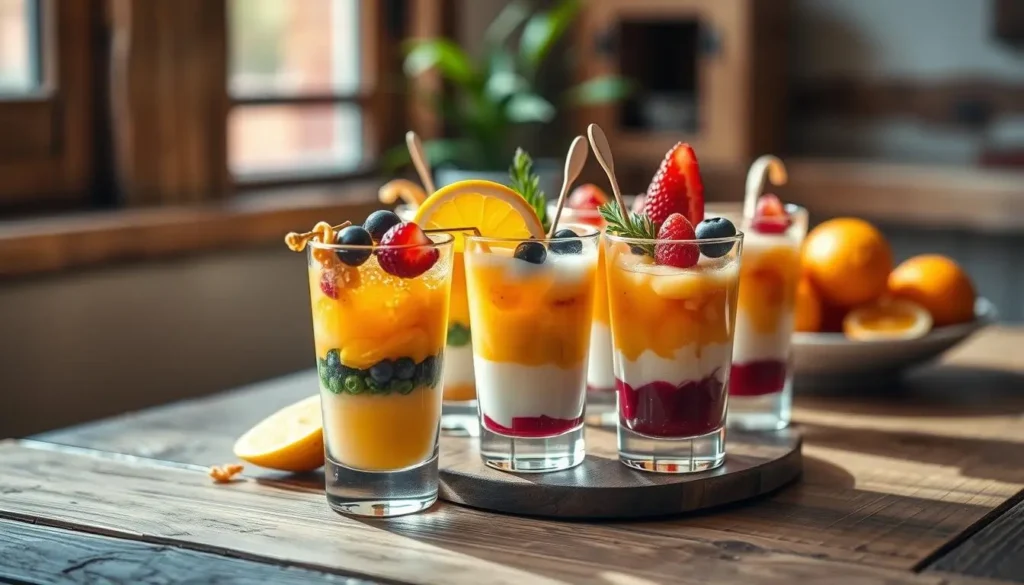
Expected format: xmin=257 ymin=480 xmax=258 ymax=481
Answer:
xmin=464 ymin=226 xmax=600 ymax=472
xmin=604 ymin=231 xmax=742 ymax=473
xmin=306 ymin=233 xmax=454 ymax=516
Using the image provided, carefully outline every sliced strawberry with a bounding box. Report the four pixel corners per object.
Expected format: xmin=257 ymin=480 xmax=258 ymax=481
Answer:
xmin=319 ymin=269 xmax=339 ymax=299
xmin=644 ymin=143 xmax=705 ymax=228
xmin=752 ymin=194 xmax=792 ymax=234
xmin=377 ymin=222 xmax=439 ymax=278
xmin=319 ymin=265 xmax=361 ymax=298
xmin=567 ymin=184 xmax=608 ymax=210
xmin=655 ymin=213 xmax=700 ymax=268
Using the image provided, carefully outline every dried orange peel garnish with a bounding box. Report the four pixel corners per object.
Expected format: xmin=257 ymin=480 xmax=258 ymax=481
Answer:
xmin=284 ymin=220 xmax=353 ymax=265
xmin=209 ymin=463 xmax=244 ymax=483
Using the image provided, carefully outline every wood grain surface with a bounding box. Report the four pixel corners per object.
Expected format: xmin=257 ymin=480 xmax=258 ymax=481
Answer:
xmin=22 ymin=326 xmax=1024 ymax=583
xmin=929 ymin=495 xmax=1024 ymax=582
xmin=0 ymin=441 xmax=1010 ymax=585
xmin=438 ymin=428 xmax=802 ymax=519
xmin=0 ymin=519 xmax=369 ymax=585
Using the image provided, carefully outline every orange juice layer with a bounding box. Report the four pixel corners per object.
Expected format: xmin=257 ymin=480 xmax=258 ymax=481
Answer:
xmin=321 ymin=386 xmax=441 ymax=471
xmin=592 ymin=242 xmax=610 ymax=325
xmin=606 ymin=245 xmax=740 ymax=361
xmin=309 ymin=263 xmax=449 ymax=369
xmin=466 ymin=251 xmax=596 ymax=368
xmin=737 ymin=241 xmax=801 ymax=335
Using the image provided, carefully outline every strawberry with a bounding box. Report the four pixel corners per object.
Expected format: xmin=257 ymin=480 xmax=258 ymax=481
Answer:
xmin=644 ymin=143 xmax=705 ymax=228
xmin=655 ymin=213 xmax=700 ymax=268
xmin=377 ymin=222 xmax=439 ymax=278
xmin=319 ymin=265 xmax=360 ymax=298
xmin=751 ymin=194 xmax=792 ymax=235
xmin=567 ymin=184 xmax=608 ymax=210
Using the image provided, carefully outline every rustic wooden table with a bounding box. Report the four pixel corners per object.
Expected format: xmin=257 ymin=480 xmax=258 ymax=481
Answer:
xmin=2 ymin=327 xmax=1023 ymax=585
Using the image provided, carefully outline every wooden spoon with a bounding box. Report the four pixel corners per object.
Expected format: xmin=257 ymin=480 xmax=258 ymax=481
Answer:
xmin=406 ymin=131 xmax=436 ymax=194
xmin=586 ymin=124 xmax=629 ymax=219
xmin=744 ymin=155 xmax=788 ymax=219
xmin=547 ymin=135 xmax=590 ymax=238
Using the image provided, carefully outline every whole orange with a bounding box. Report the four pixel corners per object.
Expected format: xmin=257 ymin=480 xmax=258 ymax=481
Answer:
xmin=794 ymin=277 xmax=822 ymax=332
xmin=887 ymin=254 xmax=975 ymax=326
xmin=801 ymin=218 xmax=892 ymax=308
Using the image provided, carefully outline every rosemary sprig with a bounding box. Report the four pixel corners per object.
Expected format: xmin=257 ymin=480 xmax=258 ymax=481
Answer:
xmin=599 ymin=202 xmax=658 ymax=256
xmin=509 ymin=148 xmax=549 ymax=231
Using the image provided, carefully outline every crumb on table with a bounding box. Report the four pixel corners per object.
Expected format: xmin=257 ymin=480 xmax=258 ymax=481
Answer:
xmin=209 ymin=463 xmax=244 ymax=483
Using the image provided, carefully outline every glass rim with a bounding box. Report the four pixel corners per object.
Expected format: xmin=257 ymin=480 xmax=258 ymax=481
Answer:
xmin=603 ymin=231 xmax=744 ymax=247
xmin=464 ymin=223 xmax=601 ymax=244
xmin=306 ymin=232 xmax=454 ymax=251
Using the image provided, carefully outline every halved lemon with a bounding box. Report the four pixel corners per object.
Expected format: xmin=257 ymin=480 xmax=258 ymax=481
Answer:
xmin=378 ymin=179 xmax=428 ymax=206
xmin=413 ymin=180 xmax=545 ymax=251
xmin=233 ymin=395 xmax=325 ymax=472
xmin=843 ymin=298 xmax=933 ymax=341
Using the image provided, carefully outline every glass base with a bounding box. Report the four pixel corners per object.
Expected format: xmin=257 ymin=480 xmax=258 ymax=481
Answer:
xmin=617 ymin=425 xmax=726 ymax=474
xmin=324 ymin=452 xmax=437 ymax=518
xmin=727 ymin=382 xmax=792 ymax=431
xmin=441 ymin=400 xmax=480 ymax=437
xmin=479 ymin=424 xmax=585 ymax=473
xmin=584 ymin=387 xmax=618 ymax=428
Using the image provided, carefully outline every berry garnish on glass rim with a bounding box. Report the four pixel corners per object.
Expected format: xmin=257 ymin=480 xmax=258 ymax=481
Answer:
xmin=513 ymin=240 xmax=547 ymax=264
xmin=655 ymin=213 xmax=700 ymax=269
xmin=643 ymin=142 xmax=705 ymax=228
xmin=363 ymin=209 xmax=403 ymax=242
xmin=334 ymin=225 xmax=373 ymax=267
xmin=695 ymin=217 xmax=737 ymax=259
xmin=567 ymin=184 xmax=608 ymax=210
xmin=376 ymin=221 xmax=440 ymax=278
xmin=751 ymin=194 xmax=792 ymax=235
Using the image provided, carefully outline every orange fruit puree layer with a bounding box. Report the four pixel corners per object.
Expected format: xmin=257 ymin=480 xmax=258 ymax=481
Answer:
xmin=321 ymin=386 xmax=442 ymax=471
xmin=606 ymin=245 xmax=739 ymax=361
xmin=737 ymin=241 xmax=801 ymax=335
xmin=308 ymin=264 xmax=449 ymax=369
xmin=466 ymin=252 xmax=596 ymax=368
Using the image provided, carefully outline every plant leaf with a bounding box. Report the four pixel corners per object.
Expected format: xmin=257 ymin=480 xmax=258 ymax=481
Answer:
xmin=483 ymin=0 xmax=532 ymax=50
xmin=519 ymin=0 xmax=580 ymax=73
xmin=505 ymin=93 xmax=556 ymax=124
xmin=485 ymin=71 xmax=529 ymax=102
xmin=404 ymin=39 xmax=476 ymax=87
xmin=565 ymin=75 xmax=634 ymax=105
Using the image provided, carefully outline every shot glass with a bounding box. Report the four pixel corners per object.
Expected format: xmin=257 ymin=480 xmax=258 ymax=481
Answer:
xmin=546 ymin=202 xmax=620 ymax=428
xmin=464 ymin=225 xmax=600 ymax=472
xmin=604 ymin=231 xmax=742 ymax=473
xmin=396 ymin=204 xmax=478 ymax=436
xmin=306 ymin=232 xmax=454 ymax=517
xmin=710 ymin=204 xmax=808 ymax=431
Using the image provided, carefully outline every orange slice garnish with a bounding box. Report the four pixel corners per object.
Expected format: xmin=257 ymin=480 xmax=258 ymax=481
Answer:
xmin=413 ymin=180 xmax=544 ymax=251
xmin=843 ymin=298 xmax=933 ymax=341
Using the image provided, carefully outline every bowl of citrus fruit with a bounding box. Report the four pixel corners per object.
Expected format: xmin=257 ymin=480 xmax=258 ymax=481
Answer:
xmin=792 ymin=217 xmax=996 ymax=385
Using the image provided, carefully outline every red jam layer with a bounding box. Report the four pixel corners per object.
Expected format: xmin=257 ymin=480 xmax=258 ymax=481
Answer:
xmin=616 ymin=374 xmax=726 ymax=438
xmin=482 ymin=414 xmax=583 ymax=438
xmin=729 ymin=360 xmax=787 ymax=397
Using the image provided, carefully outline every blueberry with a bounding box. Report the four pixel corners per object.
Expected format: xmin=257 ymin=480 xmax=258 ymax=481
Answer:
xmin=365 ymin=378 xmax=385 ymax=393
xmin=629 ymin=244 xmax=648 ymax=256
xmin=335 ymin=226 xmax=373 ymax=266
xmin=418 ymin=355 xmax=437 ymax=386
xmin=513 ymin=241 xmax=547 ymax=264
xmin=695 ymin=217 xmax=737 ymax=258
xmin=394 ymin=357 xmax=416 ymax=381
xmin=549 ymin=228 xmax=582 ymax=255
xmin=363 ymin=210 xmax=403 ymax=242
xmin=369 ymin=360 xmax=394 ymax=384
xmin=327 ymin=376 xmax=344 ymax=395
xmin=325 ymin=349 xmax=341 ymax=372
xmin=390 ymin=380 xmax=414 ymax=395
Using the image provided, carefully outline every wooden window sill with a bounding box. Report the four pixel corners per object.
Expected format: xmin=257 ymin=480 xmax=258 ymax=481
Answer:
xmin=0 ymin=182 xmax=382 ymax=279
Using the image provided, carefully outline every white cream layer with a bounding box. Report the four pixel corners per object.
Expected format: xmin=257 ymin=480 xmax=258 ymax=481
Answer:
xmin=474 ymin=357 xmax=587 ymax=428
xmin=613 ymin=342 xmax=732 ymax=388
xmin=442 ymin=343 xmax=475 ymax=387
xmin=586 ymin=322 xmax=616 ymax=390
xmin=732 ymin=310 xmax=794 ymax=364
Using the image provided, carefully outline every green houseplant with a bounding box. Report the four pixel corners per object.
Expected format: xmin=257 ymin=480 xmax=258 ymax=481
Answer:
xmin=392 ymin=0 xmax=631 ymax=187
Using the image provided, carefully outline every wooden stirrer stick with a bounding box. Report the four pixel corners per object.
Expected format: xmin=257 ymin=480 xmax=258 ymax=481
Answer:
xmin=547 ymin=135 xmax=590 ymax=238
xmin=586 ymin=124 xmax=629 ymax=219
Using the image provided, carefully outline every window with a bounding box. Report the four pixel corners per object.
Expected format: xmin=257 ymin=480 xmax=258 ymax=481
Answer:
xmin=0 ymin=0 xmax=94 ymax=208
xmin=228 ymin=0 xmax=370 ymax=182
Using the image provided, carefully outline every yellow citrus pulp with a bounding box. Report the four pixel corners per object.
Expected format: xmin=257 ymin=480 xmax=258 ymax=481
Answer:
xmin=233 ymin=395 xmax=325 ymax=472
xmin=842 ymin=298 xmax=933 ymax=341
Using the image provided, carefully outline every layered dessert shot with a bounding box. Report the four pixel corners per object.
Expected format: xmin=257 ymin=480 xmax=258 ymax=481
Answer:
xmin=464 ymin=224 xmax=600 ymax=472
xmin=600 ymin=142 xmax=742 ymax=474
xmin=385 ymin=183 xmax=478 ymax=435
xmin=722 ymin=156 xmax=808 ymax=431
xmin=288 ymin=212 xmax=454 ymax=517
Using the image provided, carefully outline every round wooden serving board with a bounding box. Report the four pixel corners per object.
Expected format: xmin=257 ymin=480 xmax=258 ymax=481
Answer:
xmin=438 ymin=426 xmax=802 ymax=519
